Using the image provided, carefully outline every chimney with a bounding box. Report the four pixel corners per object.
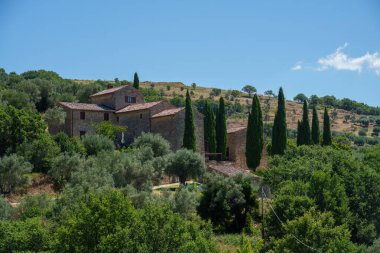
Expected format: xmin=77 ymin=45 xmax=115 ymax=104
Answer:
xmin=107 ymin=84 xmax=113 ymax=89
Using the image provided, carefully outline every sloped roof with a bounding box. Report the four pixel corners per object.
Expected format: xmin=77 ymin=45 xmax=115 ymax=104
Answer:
xmin=59 ymin=102 xmax=115 ymax=112
xmin=227 ymin=126 xmax=246 ymax=134
xmin=151 ymin=107 xmax=184 ymax=118
xmin=207 ymin=162 xmax=251 ymax=177
xmin=116 ymin=101 xmax=162 ymax=113
xmin=90 ymin=85 xmax=128 ymax=97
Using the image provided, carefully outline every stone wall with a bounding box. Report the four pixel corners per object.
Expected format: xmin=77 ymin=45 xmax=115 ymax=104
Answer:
xmin=117 ymin=109 xmax=151 ymax=145
xmin=227 ymin=128 xmax=247 ymax=169
xmin=113 ymin=87 xmax=144 ymax=110
xmin=151 ymin=109 xmax=204 ymax=154
xmin=70 ymin=110 xmax=117 ymax=137
xmin=90 ymin=86 xmax=144 ymax=110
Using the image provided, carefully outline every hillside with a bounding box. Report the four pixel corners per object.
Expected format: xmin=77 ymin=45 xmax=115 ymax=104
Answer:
xmin=119 ymin=80 xmax=378 ymax=138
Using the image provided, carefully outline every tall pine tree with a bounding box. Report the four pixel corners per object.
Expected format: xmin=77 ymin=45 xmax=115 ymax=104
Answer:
xmin=298 ymin=100 xmax=312 ymax=146
xmin=133 ymin=72 xmax=139 ymax=89
xmin=271 ymin=87 xmax=287 ymax=155
xmin=311 ymin=106 xmax=320 ymax=144
xmin=183 ymin=90 xmax=196 ymax=151
xmin=204 ymin=100 xmax=216 ymax=158
xmin=216 ymin=97 xmax=227 ymax=160
xmin=322 ymin=107 xmax=332 ymax=146
xmin=245 ymin=94 xmax=264 ymax=170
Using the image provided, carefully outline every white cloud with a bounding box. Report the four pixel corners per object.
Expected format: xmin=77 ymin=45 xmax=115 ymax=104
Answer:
xmin=291 ymin=62 xmax=302 ymax=71
xmin=317 ymin=43 xmax=380 ymax=74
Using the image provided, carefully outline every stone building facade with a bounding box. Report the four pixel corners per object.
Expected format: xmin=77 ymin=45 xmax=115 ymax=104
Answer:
xmin=58 ymin=85 xmax=204 ymax=153
xmin=227 ymin=126 xmax=247 ymax=169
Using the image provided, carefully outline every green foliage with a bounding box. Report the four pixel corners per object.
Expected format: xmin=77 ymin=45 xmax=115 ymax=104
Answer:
xmin=166 ymin=149 xmax=205 ymax=184
xmin=17 ymin=133 xmax=61 ymax=173
xmin=92 ymin=121 xmax=127 ymax=141
xmin=269 ymin=211 xmax=360 ymax=253
xmin=44 ymin=106 xmax=66 ymax=129
xmin=297 ymin=100 xmax=312 ymax=146
xmin=170 ymin=96 xmax=185 ymax=107
xmin=271 ymin=87 xmax=287 ymax=155
xmin=0 ymin=105 xmax=46 ymax=155
xmin=49 ymin=153 xmax=84 ymax=190
xmin=55 ymin=190 xmax=217 ymax=253
xmin=264 ymin=145 xmax=380 ymax=245
xmin=359 ymin=128 xmax=367 ymax=136
xmin=323 ymin=107 xmax=332 ymax=145
xmin=0 ymin=217 xmax=51 ymax=253
xmin=293 ymin=93 xmax=309 ymax=103
xmin=132 ymin=132 xmax=171 ymax=157
xmin=210 ymin=88 xmax=222 ymax=97
xmin=203 ymin=100 xmax=217 ymax=157
xmin=53 ymin=132 xmax=85 ymax=155
xmin=133 ymin=72 xmax=139 ymax=89
xmin=82 ymin=134 xmax=115 ymax=156
xmin=17 ymin=193 xmax=53 ymax=219
xmin=311 ymin=106 xmax=320 ymax=144
xmin=0 ymin=197 xmax=13 ymax=220
xmin=246 ymin=94 xmax=264 ymax=170
xmin=0 ymin=89 xmax=35 ymax=110
xmin=242 ymin=85 xmax=257 ymax=97
xmin=0 ymin=154 xmax=32 ymax=194
xmin=169 ymin=186 xmax=200 ymax=219
xmin=183 ymin=90 xmax=197 ymax=151
xmin=216 ymin=97 xmax=227 ymax=160
xmin=367 ymin=238 xmax=380 ymax=253
xmin=140 ymin=88 xmax=162 ymax=102
xmin=198 ymin=173 xmax=258 ymax=232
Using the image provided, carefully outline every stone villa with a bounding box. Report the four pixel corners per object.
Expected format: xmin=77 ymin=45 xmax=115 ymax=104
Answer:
xmin=58 ymin=85 xmax=204 ymax=153
xmin=57 ymin=84 xmax=248 ymax=170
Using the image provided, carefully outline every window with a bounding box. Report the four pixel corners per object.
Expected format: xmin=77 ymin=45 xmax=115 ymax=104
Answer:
xmin=140 ymin=113 xmax=143 ymax=119
xmin=104 ymin=113 xmax=109 ymax=121
xmin=80 ymin=111 xmax=85 ymax=120
xmin=116 ymin=116 xmax=119 ymax=122
xmin=80 ymin=131 xmax=86 ymax=138
xmin=125 ymin=96 xmax=136 ymax=103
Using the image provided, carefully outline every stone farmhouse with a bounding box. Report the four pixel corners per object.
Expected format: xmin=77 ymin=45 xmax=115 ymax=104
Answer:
xmin=58 ymin=85 xmax=205 ymax=153
xmin=57 ymin=85 xmax=248 ymax=171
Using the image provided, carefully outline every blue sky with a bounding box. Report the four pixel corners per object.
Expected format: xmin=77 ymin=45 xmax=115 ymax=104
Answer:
xmin=1 ymin=0 xmax=379 ymax=106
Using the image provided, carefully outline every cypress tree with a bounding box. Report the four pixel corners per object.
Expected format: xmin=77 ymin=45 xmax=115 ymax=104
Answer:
xmin=298 ymin=100 xmax=311 ymax=146
xmin=204 ymin=101 xmax=216 ymax=158
xmin=245 ymin=94 xmax=264 ymax=170
xmin=271 ymin=87 xmax=287 ymax=155
xmin=296 ymin=120 xmax=301 ymax=146
xmin=133 ymin=72 xmax=139 ymax=89
xmin=216 ymin=97 xmax=227 ymax=160
xmin=183 ymin=90 xmax=196 ymax=151
xmin=322 ymin=107 xmax=332 ymax=146
xmin=311 ymin=106 xmax=320 ymax=144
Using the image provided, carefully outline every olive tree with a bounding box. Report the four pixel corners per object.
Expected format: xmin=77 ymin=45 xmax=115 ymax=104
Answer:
xmin=0 ymin=154 xmax=32 ymax=194
xmin=165 ymin=149 xmax=205 ymax=184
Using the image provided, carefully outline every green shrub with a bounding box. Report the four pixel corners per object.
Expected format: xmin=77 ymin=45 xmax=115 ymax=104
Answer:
xmin=0 ymin=154 xmax=32 ymax=194
xmin=82 ymin=134 xmax=114 ymax=156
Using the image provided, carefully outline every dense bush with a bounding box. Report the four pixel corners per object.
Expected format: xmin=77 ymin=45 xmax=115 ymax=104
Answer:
xmin=0 ymin=197 xmax=13 ymax=220
xmin=264 ymin=145 xmax=380 ymax=246
xmin=17 ymin=133 xmax=61 ymax=173
xmin=132 ymin=132 xmax=171 ymax=157
xmin=55 ymin=190 xmax=217 ymax=253
xmin=198 ymin=173 xmax=258 ymax=232
xmin=82 ymin=134 xmax=115 ymax=156
xmin=0 ymin=154 xmax=32 ymax=194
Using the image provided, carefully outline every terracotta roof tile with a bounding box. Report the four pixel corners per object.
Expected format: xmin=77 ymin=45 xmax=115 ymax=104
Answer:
xmin=151 ymin=107 xmax=184 ymax=118
xmin=227 ymin=126 xmax=246 ymax=134
xmin=207 ymin=162 xmax=251 ymax=177
xmin=90 ymin=85 xmax=128 ymax=97
xmin=59 ymin=102 xmax=115 ymax=112
xmin=116 ymin=101 xmax=162 ymax=113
